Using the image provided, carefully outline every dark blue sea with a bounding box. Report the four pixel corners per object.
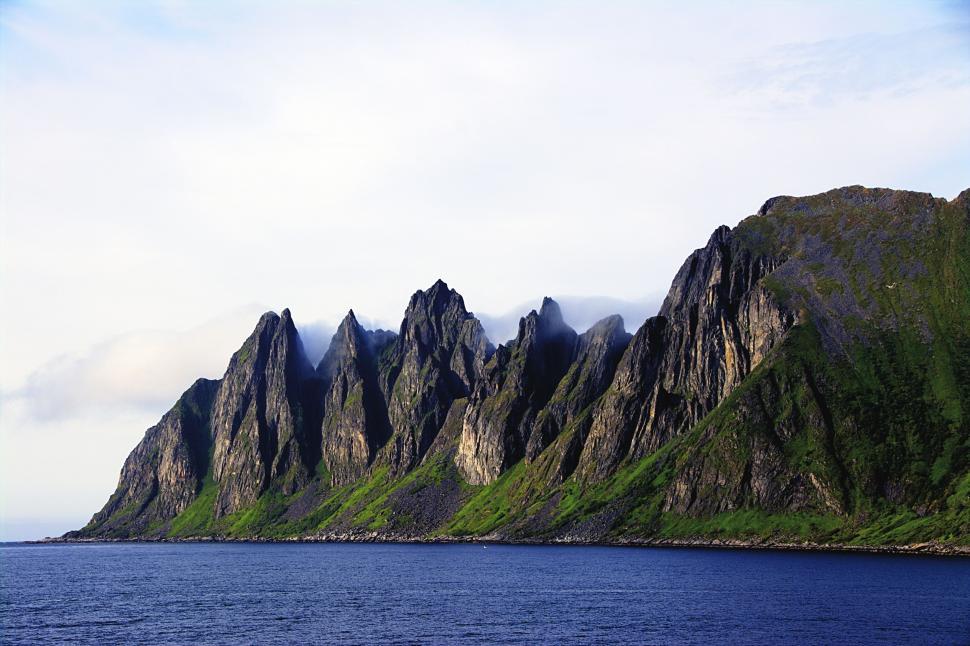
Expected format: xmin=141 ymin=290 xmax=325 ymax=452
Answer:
xmin=1 ymin=542 xmax=968 ymax=645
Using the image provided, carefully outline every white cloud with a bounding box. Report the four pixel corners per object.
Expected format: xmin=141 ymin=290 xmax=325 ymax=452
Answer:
xmin=4 ymin=306 xmax=268 ymax=421
xmin=479 ymin=294 xmax=664 ymax=346
xmin=729 ymin=23 xmax=970 ymax=109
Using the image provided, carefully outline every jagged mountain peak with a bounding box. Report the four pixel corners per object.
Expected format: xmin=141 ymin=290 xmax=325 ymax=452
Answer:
xmin=205 ymin=305 xmax=321 ymax=516
xmin=249 ymin=307 xmax=297 ymax=336
xmin=245 ymin=308 xmax=297 ymax=333
xmin=74 ymin=185 xmax=970 ymax=552
xmin=538 ymin=296 xmax=565 ymax=326
xmin=407 ymin=278 xmax=465 ymax=312
xmin=577 ymin=314 xmax=630 ymax=346
xmin=413 ymin=279 xmax=464 ymax=327
xmin=516 ymin=297 xmax=574 ymax=342
xmin=586 ymin=313 xmax=625 ymax=334
xmin=396 ymin=280 xmax=476 ymax=351
xmin=319 ymin=306 xmax=392 ymax=486
xmin=375 ymin=279 xmax=493 ymax=474
xmin=457 ymin=298 xmax=582 ymax=484
xmin=244 ymin=310 xmax=274 ymax=340
xmin=228 ymin=309 xmax=308 ymax=374
xmin=337 ymin=309 xmax=363 ymax=333
xmin=429 ymin=277 xmax=450 ymax=292
xmin=952 ymin=187 xmax=970 ymax=209
xmin=318 ymin=312 xmax=369 ymax=379
xmin=331 ymin=310 xmax=397 ymax=355
xmin=706 ymin=224 xmax=731 ymax=244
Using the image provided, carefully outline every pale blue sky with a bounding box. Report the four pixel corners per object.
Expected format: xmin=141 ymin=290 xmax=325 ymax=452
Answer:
xmin=1 ymin=1 xmax=968 ymax=541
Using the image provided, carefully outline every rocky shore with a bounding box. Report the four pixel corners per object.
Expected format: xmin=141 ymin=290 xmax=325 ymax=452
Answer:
xmin=39 ymin=534 xmax=970 ymax=557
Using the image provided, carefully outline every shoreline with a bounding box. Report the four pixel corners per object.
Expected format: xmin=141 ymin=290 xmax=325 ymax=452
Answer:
xmin=31 ymin=534 xmax=970 ymax=557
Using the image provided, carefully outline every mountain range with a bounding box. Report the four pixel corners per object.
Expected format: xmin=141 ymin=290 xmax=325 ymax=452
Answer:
xmin=67 ymin=185 xmax=970 ymax=551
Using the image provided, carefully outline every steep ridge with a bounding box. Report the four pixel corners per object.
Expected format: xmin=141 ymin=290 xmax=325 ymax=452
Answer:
xmin=69 ymin=186 xmax=970 ymax=550
xmin=209 ymin=309 xmax=319 ymax=516
xmin=318 ymin=311 xmax=395 ymax=486
xmin=528 ymin=315 xmax=631 ymax=466
xmin=376 ymin=280 xmax=493 ymax=474
xmin=657 ymin=187 xmax=970 ymax=523
xmin=76 ymin=378 xmax=219 ymax=536
xmin=577 ymin=224 xmax=795 ymax=482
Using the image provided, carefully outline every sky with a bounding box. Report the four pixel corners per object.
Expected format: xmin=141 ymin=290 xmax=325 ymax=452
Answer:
xmin=1 ymin=0 xmax=968 ymax=541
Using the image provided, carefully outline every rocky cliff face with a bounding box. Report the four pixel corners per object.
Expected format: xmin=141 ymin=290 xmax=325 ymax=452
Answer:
xmin=528 ymin=315 xmax=630 ymax=461
xmin=73 ymin=185 xmax=970 ymax=549
xmin=376 ymin=280 xmax=493 ymax=474
xmin=577 ymin=226 xmax=796 ymax=482
xmin=457 ymin=298 xmax=580 ymax=485
xmin=661 ymin=338 xmax=848 ymax=518
xmin=318 ymin=311 xmax=394 ymax=486
xmin=210 ymin=309 xmax=318 ymax=516
xmin=78 ymin=378 xmax=219 ymax=536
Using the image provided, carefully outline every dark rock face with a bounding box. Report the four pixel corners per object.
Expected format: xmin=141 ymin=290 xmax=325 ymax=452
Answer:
xmin=318 ymin=311 xmax=394 ymax=486
xmin=74 ymin=185 xmax=970 ymax=548
xmin=577 ymin=226 xmax=796 ymax=481
xmin=210 ymin=310 xmax=318 ymax=516
xmin=528 ymin=314 xmax=631 ymax=479
xmin=662 ymin=359 xmax=846 ymax=517
xmin=377 ymin=279 xmax=493 ymax=475
xmin=457 ymin=298 xmax=579 ymax=485
xmin=75 ymin=378 xmax=219 ymax=536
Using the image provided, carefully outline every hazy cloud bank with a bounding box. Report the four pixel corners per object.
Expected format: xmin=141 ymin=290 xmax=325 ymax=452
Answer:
xmin=478 ymin=294 xmax=664 ymax=346
xmin=4 ymin=306 xmax=267 ymax=422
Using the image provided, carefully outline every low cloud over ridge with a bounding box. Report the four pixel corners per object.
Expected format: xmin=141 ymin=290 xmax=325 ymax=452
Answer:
xmin=6 ymin=306 xmax=268 ymax=422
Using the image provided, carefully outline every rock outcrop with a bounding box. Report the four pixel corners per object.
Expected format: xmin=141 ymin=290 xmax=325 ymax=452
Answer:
xmin=528 ymin=314 xmax=631 ymax=481
xmin=577 ymin=226 xmax=796 ymax=481
xmin=456 ymin=298 xmax=579 ymax=485
xmin=77 ymin=378 xmax=220 ymax=536
xmin=210 ymin=309 xmax=318 ymax=516
xmin=661 ymin=345 xmax=848 ymax=517
xmin=318 ymin=311 xmax=394 ymax=486
xmin=377 ymin=280 xmax=493 ymax=474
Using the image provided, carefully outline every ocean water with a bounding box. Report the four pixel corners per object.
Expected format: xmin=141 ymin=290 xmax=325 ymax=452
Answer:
xmin=1 ymin=543 xmax=968 ymax=645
